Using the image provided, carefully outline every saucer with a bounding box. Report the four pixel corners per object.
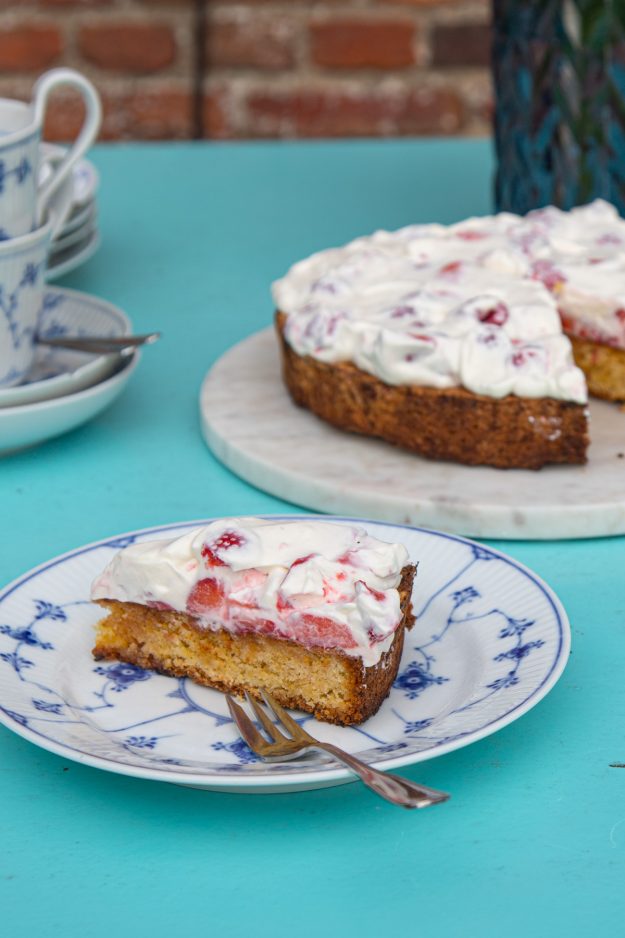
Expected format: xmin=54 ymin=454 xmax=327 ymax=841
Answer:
xmin=0 ymin=350 xmax=140 ymax=455
xmin=46 ymin=231 xmax=101 ymax=281
xmin=0 ymin=287 xmax=131 ymax=408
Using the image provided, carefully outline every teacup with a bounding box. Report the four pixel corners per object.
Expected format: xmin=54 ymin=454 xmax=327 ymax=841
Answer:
xmin=0 ymin=216 xmax=55 ymax=387
xmin=0 ymin=68 xmax=101 ymax=240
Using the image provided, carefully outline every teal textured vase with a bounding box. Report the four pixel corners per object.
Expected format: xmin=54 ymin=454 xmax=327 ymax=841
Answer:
xmin=493 ymin=0 xmax=625 ymax=215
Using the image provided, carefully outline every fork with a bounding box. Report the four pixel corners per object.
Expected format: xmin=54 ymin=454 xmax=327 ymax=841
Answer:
xmin=226 ymin=691 xmax=450 ymax=810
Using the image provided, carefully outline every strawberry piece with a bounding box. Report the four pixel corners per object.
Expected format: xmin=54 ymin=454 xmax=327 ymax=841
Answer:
xmin=201 ymin=544 xmax=225 ymax=568
xmin=440 ymin=260 xmax=462 ymax=276
xmin=478 ymin=303 xmax=509 ymax=326
xmin=292 ymin=614 xmax=358 ymax=650
xmin=214 ymin=530 xmax=246 ymax=551
xmin=291 ymin=554 xmax=313 ymax=568
xmin=187 ymin=577 xmax=224 ymax=614
xmin=358 ymin=580 xmax=386 ymax=602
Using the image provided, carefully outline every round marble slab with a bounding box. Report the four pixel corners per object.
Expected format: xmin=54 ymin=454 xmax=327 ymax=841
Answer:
xmin=199 ymin=328 xmax=625 ymax=540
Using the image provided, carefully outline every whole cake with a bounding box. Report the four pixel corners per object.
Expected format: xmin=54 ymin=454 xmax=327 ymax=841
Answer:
xmin=273 ymin=201 xmax=625 ymax=469
xmin=91 ymin=517 xmax=416 ymax=726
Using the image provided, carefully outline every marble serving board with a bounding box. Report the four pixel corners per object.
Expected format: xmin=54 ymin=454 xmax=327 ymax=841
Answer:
xmin=199 ymin=328 xmax=625 ymax=540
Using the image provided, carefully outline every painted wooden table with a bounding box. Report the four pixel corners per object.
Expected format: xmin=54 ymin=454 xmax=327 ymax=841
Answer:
xmin=1 ymin=140 xmax=623 ymax=937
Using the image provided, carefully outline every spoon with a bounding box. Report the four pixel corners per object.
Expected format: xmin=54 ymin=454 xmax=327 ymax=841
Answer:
xmin=37 ymin=332 xmax=161 ymax=355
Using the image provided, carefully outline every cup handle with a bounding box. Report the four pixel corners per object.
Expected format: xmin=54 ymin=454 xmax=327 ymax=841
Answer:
xmin=33 ymin=68 xmax=102 ymax=228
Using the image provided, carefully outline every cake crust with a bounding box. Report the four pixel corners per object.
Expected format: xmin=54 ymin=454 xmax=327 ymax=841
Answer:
xmin=93 ymin=565 xmax=416 ymax=726
xmin=276 ymin=312 xmax=589 ymax=470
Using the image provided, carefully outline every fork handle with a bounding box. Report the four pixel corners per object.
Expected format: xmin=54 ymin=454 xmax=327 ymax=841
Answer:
xmin=314 ymin=743 xmax=449 ymax=809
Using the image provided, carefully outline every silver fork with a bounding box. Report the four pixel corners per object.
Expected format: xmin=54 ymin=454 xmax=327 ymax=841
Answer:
xmin=226 ymin=691 xmax=450 ymax=810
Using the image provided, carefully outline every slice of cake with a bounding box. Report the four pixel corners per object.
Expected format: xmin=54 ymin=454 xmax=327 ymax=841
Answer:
xmin=273 ymin=223 xmax=589 ymax=470
xmin=91 ymin=518 xmax=416 ymax=726
xmin=525 ymin=201 xmax=625 ymax=402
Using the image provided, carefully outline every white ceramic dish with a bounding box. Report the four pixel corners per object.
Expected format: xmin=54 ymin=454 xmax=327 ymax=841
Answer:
xmin=57 ymin=201 xmax=96 ymax=238
xmin=41 ymin=143 xmax=99 ymax=209
xmin=201 ymin=328 xmax=625 ymax=541
xmin=0 ymin=349 xmax=139 ymax=454
xmin=52 ymin=219 xmax=97 ymax=254
xmin=0 ymin=287 xmax=131 ymax=408
xmin=46 ymin=230 xmax=100 ymax=281
xmin=0 ymin=517 xmax=570 ymax=793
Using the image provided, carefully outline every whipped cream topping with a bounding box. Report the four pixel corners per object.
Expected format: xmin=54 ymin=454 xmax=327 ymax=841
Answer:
xmin=91 ymin=518 xmax=410 ymax=667
xmin=272 ymin=202 xmax=625 ymax=404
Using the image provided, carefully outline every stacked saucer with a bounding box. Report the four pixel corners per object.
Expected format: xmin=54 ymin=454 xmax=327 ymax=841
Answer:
xmin=41 ymin=143 xmax=101 ymax=279
xmin=0 ymin=287 xmax=139 ymax=455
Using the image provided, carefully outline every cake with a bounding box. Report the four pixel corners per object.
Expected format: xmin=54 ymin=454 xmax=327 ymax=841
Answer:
xmin=91 ymin=517 xmax=416 ymax=726
xmin=273 ymin=201 xmax=625 ymax=469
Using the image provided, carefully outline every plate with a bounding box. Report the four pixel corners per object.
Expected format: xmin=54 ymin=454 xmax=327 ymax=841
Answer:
xmin=0 ymin=287 xmax=131 ymax=408
xmin=46 ymin=230 xmax=100 ymax=281
xmin=0 ymin=518 xmax=570 ymax=793
xmin=0 ymin=349 xmax=139 ymax=454
xmin=40 ymin=144 xmax=99 ymax=209
xmin=58 ymin=202 xmax=96 ymax=238
xmin=201 ymin=329 xmax=625 ymax=541
xmin=52 ymin=219 xmax=97 ymax=254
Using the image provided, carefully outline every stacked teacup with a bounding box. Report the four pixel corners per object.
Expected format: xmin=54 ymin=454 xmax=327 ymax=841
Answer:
xmin=0 ymin=68 xmax=101 ymax=388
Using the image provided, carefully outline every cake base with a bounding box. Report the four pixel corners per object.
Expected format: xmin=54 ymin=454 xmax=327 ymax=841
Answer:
xmin=276 ymin=314 xmax=589 ymax=470
xmin=93 ymin=566 xmax=416 ymax=727
xmin=569 ymin=336 xmax=625 ymax=402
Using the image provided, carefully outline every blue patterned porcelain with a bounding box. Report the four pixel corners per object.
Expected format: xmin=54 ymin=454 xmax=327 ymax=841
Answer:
xmin=0 ymin=69 xmax=100 ymax=240
xmin=0 ymin=518 xmax=571 ymax=793
xmin=0 ymin=286 xmax=131 ymax=408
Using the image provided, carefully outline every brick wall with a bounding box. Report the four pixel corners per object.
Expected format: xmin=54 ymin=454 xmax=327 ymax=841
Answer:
xmin=0 ymin=0 xmax=492 ymax=141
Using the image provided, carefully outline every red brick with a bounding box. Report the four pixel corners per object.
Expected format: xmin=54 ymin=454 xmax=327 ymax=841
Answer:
xmin=207 ymin=16 xmax=295 ymax=70
xmin=43 ymin=87 xmax=193 ymax=142
xmin=203 ymin=88 xmax=230 ymax=139
xmin=39 ymin=0 xmax=113 ymax=7
xmin=432 ymin=22 xmax=491 ymax=68
xmin=78 ymin=23 xmax=176 ymax=74
xmin=245 ymin=85 xmax=463 ymax=138
xmin=0 ymin=25 xmax=62 ymax=71
xmin=310 ymin=18 xmax=416 ymax=69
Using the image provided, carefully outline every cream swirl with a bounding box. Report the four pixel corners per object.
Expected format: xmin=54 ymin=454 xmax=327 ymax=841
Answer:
xmin=270 ymin=202 xmax=625 ymax=403
xmin=91 ymin=518 xmax=410 ymax=667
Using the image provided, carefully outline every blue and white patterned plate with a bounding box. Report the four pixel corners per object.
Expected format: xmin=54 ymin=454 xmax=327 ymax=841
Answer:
xmin=0 ymin=287 xmax=130 ymax=409
xmin=0 ymin=518 xmax=570 ymax=793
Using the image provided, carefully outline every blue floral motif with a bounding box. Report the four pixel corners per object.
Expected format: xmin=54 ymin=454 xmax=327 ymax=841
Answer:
xmin=0 ymin=652 xmax=34 ymax=673
xmin=212 ymin=739 xmax=260 ymax=764
xmin=403 ymin=718 xmax=434 ymax=734
xmin=499 ymin=616 xmax=535 ymax=638
xmin=34 ymin=600 xmax=66 ymax=622
xmin=451 ymin=586 xmax=480 ymax=606
xmin=33 ymin=699 xmax=64 ymax=714
xmin=495 ymin=640 xmax=545 ymax=662
xmin=20 ymin=263 xmax=39 ymax=288
xmin=487 ymin=672 xmax=519 ymax=691
xmin=0 ymin=156 xmax=32 ymax=194
xmin=0 ymin=624 xmax=53 ymax=649
xmin=93 ymin=662 xmax=152 ymax=692
xmin=2 ymin=707 xmax=28 ymax=727
xmin=394 ymin=660 xmax=449 ymax=700
xmin=124 ymin=736 xmax=158 ymax=749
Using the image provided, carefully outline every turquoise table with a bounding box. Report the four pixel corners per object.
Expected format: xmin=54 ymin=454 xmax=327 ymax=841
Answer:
xmin=1 ymin=140 xmax=623 ymax=936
